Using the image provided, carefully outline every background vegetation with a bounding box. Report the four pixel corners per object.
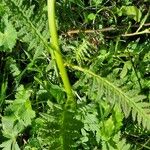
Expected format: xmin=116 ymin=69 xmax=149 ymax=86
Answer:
xmin=0 ymin=0 xmax=150 ymax=149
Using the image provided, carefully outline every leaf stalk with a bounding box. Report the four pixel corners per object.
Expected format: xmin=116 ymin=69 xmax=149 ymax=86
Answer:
xmin=47 ymin=0 xmax=76 ymax=108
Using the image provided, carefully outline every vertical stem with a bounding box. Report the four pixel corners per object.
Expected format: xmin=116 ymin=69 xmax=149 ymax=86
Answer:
xmin=47 ymin=0 xmax=75 ymax=107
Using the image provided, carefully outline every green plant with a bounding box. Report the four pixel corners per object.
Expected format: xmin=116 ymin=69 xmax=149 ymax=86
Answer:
xmin=0 ymin=85 xmax=35 ymax=150
xmin=0 ymin=0 xmax=150 ymax=149
xmin=47 ymin=0 xmax=75 ymax=108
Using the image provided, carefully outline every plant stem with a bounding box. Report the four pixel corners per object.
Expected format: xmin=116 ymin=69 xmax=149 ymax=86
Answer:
xmin=47 ymin=0 xmax=75 ymax=107
xmin=64 ymin=23 xmax=150 ymax=37
xmin=122 ymin=29 xmax=150 ymax=37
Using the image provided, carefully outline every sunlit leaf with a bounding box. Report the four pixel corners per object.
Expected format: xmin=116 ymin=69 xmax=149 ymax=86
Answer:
xmin=121 ymin=6 xmax=142 ymax=22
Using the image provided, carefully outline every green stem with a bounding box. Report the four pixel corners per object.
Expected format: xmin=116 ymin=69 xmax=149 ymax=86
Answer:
xmin=47 ymin=0 xmax=75 ymax=107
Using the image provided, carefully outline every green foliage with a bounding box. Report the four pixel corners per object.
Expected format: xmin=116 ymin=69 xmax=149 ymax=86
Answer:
xmin=0 ymin=85 xmax=35 ymax=150
xmin=24 ymin=101 xmax=83 ymax=149
xmin=0 ymin=0 xmax=150 ymax=149
xmin=70 ymin=64 xmax=150 ymax=129
xmin=0 ymin=79 xmax=7 ymax=109
xmin=121 ymin=6 xmax=142 ymax=22
xmin=0 ymin=15 xmax=17 ymax=52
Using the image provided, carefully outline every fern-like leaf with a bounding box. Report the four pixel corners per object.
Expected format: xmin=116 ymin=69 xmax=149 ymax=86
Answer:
xmin=31 ymin=101 xmax=83 ymax=149
xmin=66 ymin=63 xmax=150 ymax=130
xmin=0 ymin=85 xmax=35 ymax=150
xmin=3 ymin=0 xmax=56 ymax=86
xmin=69 ymin=39 xmax=98 ymax=66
